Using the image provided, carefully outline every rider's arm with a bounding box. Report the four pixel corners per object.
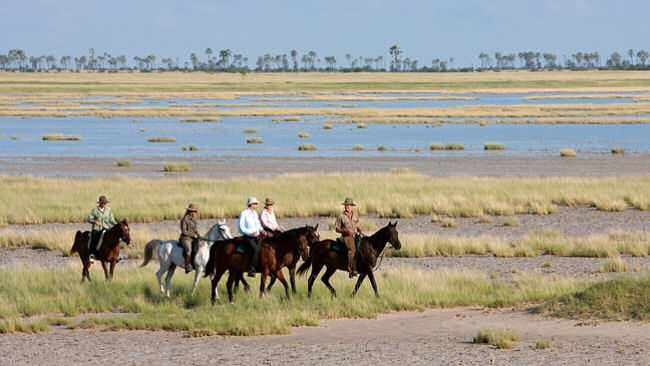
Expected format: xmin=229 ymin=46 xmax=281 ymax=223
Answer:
xmin=87 ymin=208 xmax=97 ymax=224
xmin=108 ymin=208 xmax=117 ymax=226
xmin=334 ymin=215 xmax=346 ymax=234
xmin=181 ymin=216 xmax=194 ymax=237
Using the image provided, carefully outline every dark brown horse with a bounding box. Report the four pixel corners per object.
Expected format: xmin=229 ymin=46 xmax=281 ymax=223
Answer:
xmin=70 ymin=220 xmax=131 ymax=282
xmin=297 ymin=222 xmax=401 ymax=298
xmin=204 ymin=225 xmax=319 ymax=303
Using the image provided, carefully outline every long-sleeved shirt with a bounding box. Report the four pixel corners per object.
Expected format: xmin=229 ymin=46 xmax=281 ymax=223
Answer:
xmin=180 ymin=213 xmax=199 ymax=238
xmin=259 ymin=208 xmax=279 ymax=231
xmin=239 ymin=208 xmax=263 ymax=237
xmin=87 ymin=206 xmax=117 ymax=231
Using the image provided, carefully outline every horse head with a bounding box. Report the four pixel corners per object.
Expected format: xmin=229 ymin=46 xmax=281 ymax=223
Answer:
xmin=118 ymin=219 xmax=131 ymax=246
xmin=385 ymin=221 xmax=401 ymax=250
xmin=217 ymin=219 xmax=233 ymax=240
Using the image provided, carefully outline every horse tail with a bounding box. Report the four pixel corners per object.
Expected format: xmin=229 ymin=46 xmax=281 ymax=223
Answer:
xmin=203 ymin=245 xmax=216 ymax=278
xmin=297 ymin=257 xmax=312 ymax=277
xmin=70 ymin=230 xmax=83 ymax=255
xmin=140 ymin=240 xmax=162 ymax=267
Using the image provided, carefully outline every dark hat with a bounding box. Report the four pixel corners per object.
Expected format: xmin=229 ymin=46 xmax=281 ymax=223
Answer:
xmin=97 ymin=195 xmax=109 ymax=204
xmin=186 ymin=203 xmax=198 ymax=212
xmin=341 ymin=197 xmax=356 ymax=206
xmin=264 ymin=198 xmax=275 ymax=206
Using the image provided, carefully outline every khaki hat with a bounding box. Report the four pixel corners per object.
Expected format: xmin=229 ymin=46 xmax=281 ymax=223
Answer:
xmin=186 ymin=203 xmax=198 ymax=212
xmin=97 ymin=195 xmax=109 ymax=204
xmin=341 ymin=197 xmax=356 ymax=206
xmin=264 ymin=198 xmax=275 ymax=206
xmin=247 ymin=197 xmax=259 ymax=206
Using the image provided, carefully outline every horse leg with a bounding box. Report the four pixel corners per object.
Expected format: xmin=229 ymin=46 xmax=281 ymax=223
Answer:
xmin=239 ymin=273 xmax=250 ymax=293
xmin=227 ymin=270 xmax=237 ymax=303
xmin=367 ymin=271 xmax=380 ymax=297
xmin=156 ymin=265 xmax=166 ymax=294
xmin=101 ymin=261 xmax=110 ymax=280
xmin=211 ymin=268 xmax=225 ymax=304
xmin=190 ymin=265 xmax=201 ymax=296
xmin=109 ymin=260 xmax=116 ymax=280
xmin=274 ymin=269 xmax=291 ymax=300
xmin=259 ymin=270 xmax=269 ymax=299
xmin=352 ymin=273 xmax=367 ymax=298
xmin=321 ymin=267 xmax=337 ymax=298
xmin=307 ymin=263 xmax=324 ymax=298
xmin=82 ymin=261 xmax=91 ymax=282
xmin=266 ymin=274 xmax=277 ymax=292
xmin=164 ymin=265 xmax=176 ymax=298
xmin=289 ymin=265 xmax=297 ymax=294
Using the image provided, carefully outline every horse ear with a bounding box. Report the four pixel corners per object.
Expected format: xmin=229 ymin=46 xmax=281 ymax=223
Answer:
xmin=218 ymin=219 xmax=225 ymax=225
xmin=314 ymin=223 xmax=319 ymax=230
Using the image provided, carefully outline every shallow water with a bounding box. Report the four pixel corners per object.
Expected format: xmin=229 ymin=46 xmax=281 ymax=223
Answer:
xmin=1 ymin=115 xmax=648 ymax=158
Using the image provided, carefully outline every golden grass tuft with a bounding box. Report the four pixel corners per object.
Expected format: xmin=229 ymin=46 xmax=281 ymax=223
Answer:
xmin=611 ymin=147 xmax=625 ymax=154
xmin=559 ymin=149 xmax=576 ymax=157
xmin=298 ymin=144 xmax=317 ymax=151
xmin=473 ymin=327 xmax=520 ymax=349
xmin=243 ymin=128 xmax=259 ymax=133
xmin=42 ymin=134 xmax=82 ymax=141
xmin=377 ymin=145 xmax=387 ymax=151
xmin=163 ymin=163 xmax=191 ymax=172
xmin=440 ymin=218 xmax=458 ymax=228
xmin=598 ymin=258 xmax=628 ymax=273
xmin=501 ymin=217 xmax=520 ymax=227
xmin=352 ymin=145 xmax=364 ymax=151
xmin=116 ymin=160 xmax=130 ymax=167
xmin=322 ymin=124 xmax=333 ymax=130
xmin=445 ymin=143 xmax=464 ymax=150
xmin=429 ymin=143 xmax=444 ymax=150
xmin=298 ymin=132 xmax=310 ymax=138
xmin=357 ymin=123 xmax=367 ymax=129
xmin=147 ymin=136 xmax=176 ymax=143
xmin=246 ymin=137 xmax=263 ymax=144
xmin=484 ymin=142 xmax=506 ymax=150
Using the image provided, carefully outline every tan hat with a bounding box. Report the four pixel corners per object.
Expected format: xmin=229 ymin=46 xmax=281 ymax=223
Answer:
xmin=186 ymin=203 xmax=198 ymax=212
xmin=341 ymin=197 xmax=356 ymax=206
xmin=247 ymin=197 xmax=259 ymax=206
xmin=264 ymin=198 xmax=275 ymax=206
xmin=97 ymin=195 xmax=109 ymax=204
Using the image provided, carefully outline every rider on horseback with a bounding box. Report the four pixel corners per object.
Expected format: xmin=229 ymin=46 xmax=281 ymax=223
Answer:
xmin=179 ymin=203 xmax=200 ymax=273
xmin=239 ymin=197 xmax=265 ymax=277
xmin=87 ymin=195 xmax=117 ymax=261
xmin=259 ymin=198 xmax=282 ymax=235
xmin=335 ymin=197 xmax=363 ymax=278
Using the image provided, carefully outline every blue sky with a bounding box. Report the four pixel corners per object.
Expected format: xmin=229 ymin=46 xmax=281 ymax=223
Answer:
xmin=1 ymin=0 xmax=647 ymax=67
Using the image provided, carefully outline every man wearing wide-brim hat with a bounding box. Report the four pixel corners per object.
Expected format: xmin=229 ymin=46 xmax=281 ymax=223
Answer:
xmin=239 ymin=197 xmax=265 ymax=277
xmin=87 ymin=195 xmax=117 ymax=261
xmin=335 ymin=197 xmax=363 ymax=277
xmin=179 ymin=203 xmax=200 ymax=273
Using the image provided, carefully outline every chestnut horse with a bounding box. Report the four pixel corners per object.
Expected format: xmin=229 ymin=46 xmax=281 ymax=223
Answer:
xmin=70 ymin=220 xmax=131 ymax=282
xmin=204 ymin=225 xmax=319 ymax=303
xmin=297 ymin=222 xmax=401 ymax=298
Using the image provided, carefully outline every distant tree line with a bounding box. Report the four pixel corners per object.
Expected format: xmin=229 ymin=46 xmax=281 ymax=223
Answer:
xmin=2 ymin=46 xmax=649 ymax=72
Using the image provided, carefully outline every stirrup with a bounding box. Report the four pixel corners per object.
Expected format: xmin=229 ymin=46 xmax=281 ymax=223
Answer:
xmin=247 ymin=267 xmax=256 ymax=277
xmin=89 ymin=253 xmax=95 ymax=264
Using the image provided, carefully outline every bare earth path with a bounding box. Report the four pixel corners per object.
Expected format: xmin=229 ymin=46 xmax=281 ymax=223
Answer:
xmin=1 ymin=308 xmax=648 ymax=365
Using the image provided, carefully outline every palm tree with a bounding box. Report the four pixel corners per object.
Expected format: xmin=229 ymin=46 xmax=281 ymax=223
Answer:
xmin=389 ymin=45 xmax=402 ymax=71
xmin=205 ymin=48 xmax=213 ymax=64
xmin=290 ymin=50 xmax=298 ymax=71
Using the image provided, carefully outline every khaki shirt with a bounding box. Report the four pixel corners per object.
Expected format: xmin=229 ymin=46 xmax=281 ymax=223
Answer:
xmin=335 ymin=210 xmax=360 ymax=237
xmin=180 ymin=213 xmax=199 ymax=238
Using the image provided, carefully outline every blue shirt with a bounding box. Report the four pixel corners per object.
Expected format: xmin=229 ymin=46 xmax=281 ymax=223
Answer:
xmin=238 ymin=208 xmax=263 ymax=237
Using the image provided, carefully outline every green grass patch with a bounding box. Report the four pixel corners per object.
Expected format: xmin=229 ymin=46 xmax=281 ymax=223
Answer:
xmin=163 ymin=163 xmax=190 ymax=172
xmin=377 ymin=145 xmax=387 ymax=151
xmin=560 ymin=149 xmax=576 ymax=157
xmin=541 ymin=273 xmax=650 ymax=320
xmin=116 ymin=160 xmax=130 ymax=167
xmin=429 ymin=143 xmax=444 ymax=150
xmin=147 ymin=136 xmax=176 ymax=143
xmin=357 ymin=123 xmax=367 ymax=129
xmin=42 ymin=134 xmax=82 ymax=141
xmin=536 ymin=340 xmax=551 ymax=349
xmin=189 ymin=144 xmax=197 ymax=151
xmin=246 ymin=137 xmax=263 ymax=144
xmin=473 ymin=327 xmax=520 ymax=348
xmin=298 ymin=144 xmax=317 ymax=151
xmin=353 ymin=145 xmax=364 ymax=151
xmin=611 ymin=147 xmax=625 ymax=154
xmin=0 ymin=266 xmax=587 ymax=334
xmin=445 ymin=143 xmax=464 ymax=150
xmin=484 ymin=142 xmax=506 ymax=150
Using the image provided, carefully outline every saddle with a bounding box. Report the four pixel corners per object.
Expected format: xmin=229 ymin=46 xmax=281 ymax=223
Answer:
xmin=87 ymin=230 xmax=106 ymax=252
xmin=331 ymin=235 xmax=362 ymax=252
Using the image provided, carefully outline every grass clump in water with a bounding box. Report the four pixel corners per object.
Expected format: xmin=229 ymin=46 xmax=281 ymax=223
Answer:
xmin=179 ymin=118 xmax=201 ymax=122
xmin=298 ymin=132 xmax=309 ymax=138
xmin=243 ymin=128 xmax=259 ymax=133
xmin=163 ymin=163 xmax=190 ymax=172
xmin=473 ymin=327 xmax=520 ymax=349
xmin=429 ymin=143 xmax=444 ymax=150
xmin=357 ymin=123 xmax=367 ymax=129
xmin=202 ymin=117 xmax=221 ymax=122
xmin=598 ymin=258 xmax=628 ymax=273
xmin=42 ymin=134 xmax=82 ymax=141
xmin=322 ymin=124 xmax=333 ymax=130
xmin=189 ymin=144 xmax=197 ymax=151
xmin=484 ymin=142 xmax=506 ymax=150
xmin=298 ymin=144 xmax=317 ymax=151
xmin=377 ymin=145 xmax=387 ymax=151
xmin=147 ymin=136 xmax=176 ymax=143
xmin=116 ymin=160 xmax=130 ymax=167
xmin=611 ymin=147 xmax=625 ymax=154
xmin=353 ymin=145 xmax=364 ymax=151
xmin=10 ymin=135 xmax=20 ymax=140
xmin=445 ymin=143 xmax=464 ymax=150
xmin=246 ymin=137 xmax=263 ymax=144
xmin=560 ymin=149 xmax=576 ymax=157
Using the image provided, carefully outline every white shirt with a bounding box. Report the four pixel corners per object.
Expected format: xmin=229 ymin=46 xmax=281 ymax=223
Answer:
xmin=260 ymin=208 xmax=279 ymax=231
xmin=238 ymin=208 xmax=263 ymax=237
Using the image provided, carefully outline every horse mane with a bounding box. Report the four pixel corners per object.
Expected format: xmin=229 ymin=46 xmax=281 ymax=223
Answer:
xmin=265 ymin=226 xmax=309 ymax=242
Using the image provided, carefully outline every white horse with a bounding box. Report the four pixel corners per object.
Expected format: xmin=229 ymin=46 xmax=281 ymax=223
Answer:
xmin=141 ymin=219 xmax=233 ymax=297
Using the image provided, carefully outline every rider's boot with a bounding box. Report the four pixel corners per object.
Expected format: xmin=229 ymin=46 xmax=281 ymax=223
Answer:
xmin=184 ymin=254 xmax=192 ymax=273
